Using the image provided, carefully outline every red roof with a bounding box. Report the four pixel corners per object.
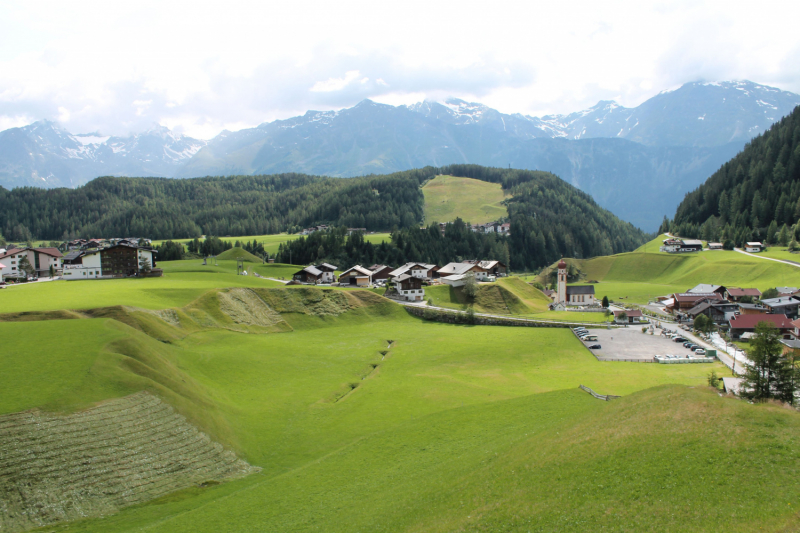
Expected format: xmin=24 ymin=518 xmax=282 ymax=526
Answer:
xmin=727 ymin=288 xmax=762 ymax=297
xmin=557 ymin=259 xmax=567 ymax=269
xmin=729 ymin=314 xmax=794 ymax=330
xmin=792 ymin=318 xmax=800 ymax=329
xmin=0 ymin=247 xmax=62 ymax=259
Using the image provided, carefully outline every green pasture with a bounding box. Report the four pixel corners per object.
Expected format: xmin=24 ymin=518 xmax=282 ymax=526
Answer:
xmin=757 ymin=246 xmax=800 ymax=263
xmin=9 ymin=294 xmax=799 ymax=532
xmin=422 ymin=174 xmax=508 ymax=224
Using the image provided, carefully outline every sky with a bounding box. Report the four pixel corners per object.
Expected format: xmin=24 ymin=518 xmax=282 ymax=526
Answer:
xmin=1 ymin=0 xmax=799 ymax=139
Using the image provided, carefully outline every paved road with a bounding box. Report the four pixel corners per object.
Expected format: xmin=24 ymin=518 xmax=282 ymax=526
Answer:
xmin=734 ymin=247 xmax=800 ymax=268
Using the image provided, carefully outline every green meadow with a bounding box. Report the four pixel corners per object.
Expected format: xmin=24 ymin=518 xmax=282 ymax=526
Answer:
xmin=3 ymin=250 xmax=800 ymax=531
xmin=422 ymin=174 xmax=508 ymax=224
xmin=758 ymin=245 xmax=800 ymax=263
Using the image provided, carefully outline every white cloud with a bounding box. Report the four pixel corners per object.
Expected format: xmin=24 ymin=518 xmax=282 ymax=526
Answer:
xmin=0 ymin=0 xmax=797 ymax=139
xmin=310 ymin=70 xmax=362 ymax=92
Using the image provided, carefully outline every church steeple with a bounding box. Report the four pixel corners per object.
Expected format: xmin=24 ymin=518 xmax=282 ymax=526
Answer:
xmin=557 ymin=258 xmax=567 ymax=305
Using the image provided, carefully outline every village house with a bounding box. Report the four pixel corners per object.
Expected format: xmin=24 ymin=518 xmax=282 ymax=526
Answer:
xmin=685 ymin=300 xmax=740 ymax=324
xmin=438 ymin=261 xmax=490 ymax=280
xmin=394 ymin=274 xmax=425 ymax=302
xmin=745 ymin=242 xmax=763 ymax=252
xmin=728 ymin=314 xmax=795 ymax=340
xmin=338 ymin=265 xmax=373 ymax=286
xmin=0 ymin=247 xmax=63 ymax=280
xmin=660 ymin=238 xmax=703 ymax=253
xmin=777 ymin=287 xmax=799 ymax=296
xmin=292 ymin=266 xmax=324 ymax=284
xmin=389 ymin=262 xmax=439 ymax=280
xmin=726 ymin=288 xmax=762 ymax=302
xmin=707 ymin=242 xmax=723 ymax=250
xmin=738 ymin=303 xmax=768 ymax=315
xmin=614 ymin=309 xmax=644 ymax=324
xmin=367 ymin=264 xmax=394 ymax=281
xmin=687 ymin=284 xmax=727 ymax=297
xmin=760 ymin=295 xmax=800 ymax=319
xmin=465 ymin=260 xmax=507 ymax=277
xmin=316 ymin=263 xmax=338 ymax=283
xmin=666 ymin=292 xmax=724 ymax=314
xmin=780 ymin=339 xmax=800 ymax=358
xmin=62 ymin=243 xmax=156 ymax=280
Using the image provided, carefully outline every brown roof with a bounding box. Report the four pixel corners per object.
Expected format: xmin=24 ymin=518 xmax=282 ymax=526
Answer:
xmin=673 ymin=292 xmax=723 ymax=303
xmin=729 ymin=314 xmax=794 ymax=330
xmin=727 ymin=288 xmax=762 ymax=297
xmin=0 ymin=247 xmax=62 ymax=259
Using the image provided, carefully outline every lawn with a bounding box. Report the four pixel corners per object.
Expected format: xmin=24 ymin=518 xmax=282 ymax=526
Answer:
xmin=12 ymin=298 xmax=798 ymax=532
xmin=422 ymin=175 xmax=508 ymax=224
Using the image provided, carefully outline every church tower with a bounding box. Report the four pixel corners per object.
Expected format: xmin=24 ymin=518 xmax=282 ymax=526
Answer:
xmin=556 ymin=259 xmax=567 ymax=305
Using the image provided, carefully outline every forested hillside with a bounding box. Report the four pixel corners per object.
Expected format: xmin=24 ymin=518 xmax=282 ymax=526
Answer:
xmin=0 ymin=165 xmax=646 ymax=269
xmin=670 ymin=105 xmax=800 ymax=245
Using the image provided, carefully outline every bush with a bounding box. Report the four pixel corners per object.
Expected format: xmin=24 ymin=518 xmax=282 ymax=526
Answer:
xmin=707 ymin=370 xmax=722 ymax=390
xmin=423 ymin=308 xmax=439 ymax=321
xmin=531 ymin=281 xmax=545 ymax=291
xmin=465 ymin=307 xmax=476 ymax=324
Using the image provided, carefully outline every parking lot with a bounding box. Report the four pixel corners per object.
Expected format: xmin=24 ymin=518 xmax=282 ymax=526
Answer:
xmin=576 ymin=326 xmax=701 ymax=361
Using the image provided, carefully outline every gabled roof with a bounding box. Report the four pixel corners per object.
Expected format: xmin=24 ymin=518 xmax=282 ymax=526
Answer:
xmin=566 ymin=285 xmax=595 ymax=295
xmin=438 ymin=262 xmax=482 ymax=276
xmin=792 ymin=318 xmax=800 ymax=329
xmin=0 ymin=247 xmax=63 ymax=260
xmin=776 ymin=287 xmax=799 ymax=295
xmin=682 ymin=239 xmax=703 ymax=246
xmin=340 ymin=265 xmax=373 ymax=277
xmin=62 ymin=251 xmax=84 ymax=262
xmin=738 ymin=303 xmax=767 ymax=310
xmin=687 ymin=284 xmax=723 ymax=294
xmin=317 ymin=263 xmax=338 ymax=271
xmin=746 ymin=242 xmax=763 ymax=246
xmin=298 ymin=265 xmax=322 ymax=277
xmin=781 ymin=339 xmax=800 ymax=350
xmin=727 ymin=288 xmax=761 ymax=297
xmin=729 ymin=314 xmax=794 ymax=330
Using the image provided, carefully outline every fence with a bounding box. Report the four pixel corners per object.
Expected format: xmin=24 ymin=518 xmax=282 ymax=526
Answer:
xmin=595 ymin=357 xmax=655 ymax=363
xmin=579 ymin=384 xmax=621 ymax=401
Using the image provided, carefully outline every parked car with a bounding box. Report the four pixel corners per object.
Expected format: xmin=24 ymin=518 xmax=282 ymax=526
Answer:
xmin=582 ymin=335 xmax=598 ymax=341
xmin=574 ymin=328 xmax=588 ymax=333
xmin=683 ymin=342 xmax=692 ymax=348
xmin=694 ymin=348 xmax=706 ymax=355
xmin=588 ymin=344 xmax=601 ymax=349
xmin=673 ymin=337 xmax=686 ymax=343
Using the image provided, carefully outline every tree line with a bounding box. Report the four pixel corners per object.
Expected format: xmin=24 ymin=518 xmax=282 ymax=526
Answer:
xmin=668 ymin=104 xmax=800 ymax=248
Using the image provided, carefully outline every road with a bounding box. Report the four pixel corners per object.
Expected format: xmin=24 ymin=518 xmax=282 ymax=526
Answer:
xmin=734 ymin=247 xmax=800 ymax=268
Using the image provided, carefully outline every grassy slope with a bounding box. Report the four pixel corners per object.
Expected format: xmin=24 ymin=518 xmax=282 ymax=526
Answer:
xmin=759 ymin=246 xmax=800 ymax=263
xmin=8 ymin=285 xmax=800 ymax=531
xmin=215 ymin=247 xmax=263 ymax=262
xmin=422 ymin=175 xmax=507 ymax=224
xmin=534 ymin=233 xmax=800 ymax=304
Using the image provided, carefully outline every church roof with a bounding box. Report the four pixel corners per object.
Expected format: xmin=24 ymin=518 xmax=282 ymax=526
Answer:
xmin=566 ymin=285 xmax=595 ymax=295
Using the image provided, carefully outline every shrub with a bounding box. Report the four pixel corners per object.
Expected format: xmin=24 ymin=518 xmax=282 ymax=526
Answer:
xmin=707 ymin=370 xmax=722 ymax=389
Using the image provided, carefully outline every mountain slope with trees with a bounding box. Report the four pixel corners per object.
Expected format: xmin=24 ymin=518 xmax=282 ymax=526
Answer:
xmin=669 ymin=105 xmax=800 ymax=247
xmin=0 ymin=165 xmax=646 ymax=270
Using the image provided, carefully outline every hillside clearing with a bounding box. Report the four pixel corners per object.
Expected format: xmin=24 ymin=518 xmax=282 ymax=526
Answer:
xmin=422 ymin=175 xmax=508 ymax=224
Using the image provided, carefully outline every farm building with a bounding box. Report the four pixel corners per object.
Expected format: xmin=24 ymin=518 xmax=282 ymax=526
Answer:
xmin=745 ymin=242 xmax=763 ymax=252
xmin=707 ymin=242 xmax=723 ymax=249
xmin=316 ymin=263 xmax=338 ymax=283
xmin=660 ymin=238 xmax=703 ymax=253
xmin=685 ymin=300 xmax=740 ymax=324
xmin=728 ymin=314 xmax=795 ymax=340
xmin=467 ymin=260 xmax=507 ymax=277
xmin=338 ymin=265 xmax=373 ymax=286
xmin=738 ymin=303 xmax=768 ymax=315
xmin=667 ymin=292 xmax=724 ymax=313
xmin=687 ymin=284 xmax=727 ymax=297
xmin=367 ymin=264 xmax=394 ymax=281
xmin=292 ymin=266 xmax=324 ymax=284
xmin=389 ymin=262 xmax=439 ymax=280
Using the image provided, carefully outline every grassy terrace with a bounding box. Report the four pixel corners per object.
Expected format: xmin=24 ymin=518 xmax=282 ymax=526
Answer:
xmin=151 ymin=232 xmax=391 ymax=255
xmin=422 ymin=175 xmax=508 ymax=224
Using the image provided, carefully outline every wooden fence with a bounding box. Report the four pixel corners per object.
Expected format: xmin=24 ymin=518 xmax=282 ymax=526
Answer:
xmin=579 ymin=384 xmax=621 ymax=401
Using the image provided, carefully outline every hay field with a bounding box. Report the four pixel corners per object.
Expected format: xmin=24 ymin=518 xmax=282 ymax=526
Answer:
xmin=422 ymin=175 xmax=508 ymax=224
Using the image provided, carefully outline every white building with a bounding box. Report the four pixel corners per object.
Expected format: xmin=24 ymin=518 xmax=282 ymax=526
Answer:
xmin=745 ymin=242 xmax=763 ymax=252
xmin=0 ymin=247 xmax=63 ymax=279
xmin=554 ymin=259 xmax=596 ymax=307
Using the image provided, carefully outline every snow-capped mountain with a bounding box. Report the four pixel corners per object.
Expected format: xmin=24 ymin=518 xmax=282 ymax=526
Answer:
xmin=0 ymin=121 xmax=205 ymax=188
xmin=1 ymin=80 xmax=798 ymax=230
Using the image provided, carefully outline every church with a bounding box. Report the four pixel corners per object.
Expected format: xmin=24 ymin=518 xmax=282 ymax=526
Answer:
xmin=550 ymin=259 xmax=596 ymax=310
